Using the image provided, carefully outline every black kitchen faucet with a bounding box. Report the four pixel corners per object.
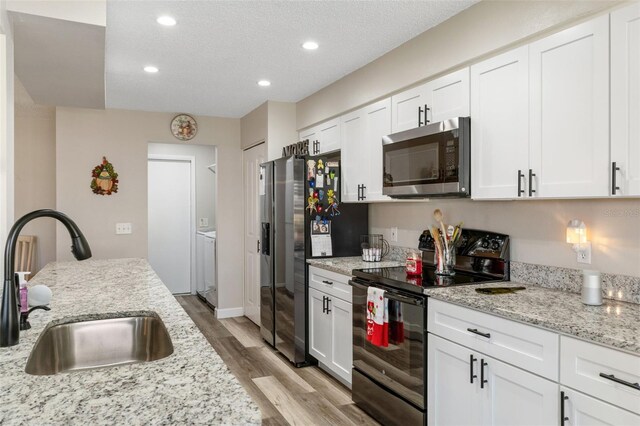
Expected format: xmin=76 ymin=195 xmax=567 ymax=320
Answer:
xmin=0 ymin=209 xmax=92 ymax=347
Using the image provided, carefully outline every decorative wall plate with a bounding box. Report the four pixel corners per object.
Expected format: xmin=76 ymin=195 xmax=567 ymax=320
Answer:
xmin=91 ymin=156 xmax=119 ymax=195
xmin=171 ymin=114 xmax=198 ymax=141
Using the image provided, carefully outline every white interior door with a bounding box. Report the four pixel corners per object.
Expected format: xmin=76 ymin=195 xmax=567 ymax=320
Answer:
xmin=243 ymin=143 xmax=265 ymax=325
xmin=148 ymin=157 xmax=193 ymax=294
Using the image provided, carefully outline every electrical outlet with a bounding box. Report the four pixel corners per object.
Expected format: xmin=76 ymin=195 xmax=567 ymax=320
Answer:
xmin=199 ymin=218 xmax=209 ymax=227
xmin=115 ymin=223 xmax=132 ymax=235
xmin=390 ymin=227 xmax=398 ymax=242
xmin=577 ymin=242 xmax=592 ymax=264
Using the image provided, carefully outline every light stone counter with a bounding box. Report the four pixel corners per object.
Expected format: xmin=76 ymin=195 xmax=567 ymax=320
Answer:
xmin=307 ymin=256 xmax=404 ymax=277
xmin=425 ymin=281 xmax=640 ymax=355
xmin=0 ymin=258 xmax=261 ymax=425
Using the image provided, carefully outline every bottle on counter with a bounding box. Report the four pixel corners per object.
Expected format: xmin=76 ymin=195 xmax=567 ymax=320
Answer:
xmin=17 ymin=272 xmax=30 ymax=313
xmin=406 ymin=251 xmax=422 ymax=276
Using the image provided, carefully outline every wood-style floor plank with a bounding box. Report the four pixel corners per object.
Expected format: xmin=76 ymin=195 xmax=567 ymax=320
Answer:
xmin=176 ymin=295 xmax=378 ymax=426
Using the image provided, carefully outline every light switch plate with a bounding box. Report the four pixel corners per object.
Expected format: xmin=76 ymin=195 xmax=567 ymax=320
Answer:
xmin=390 ymin=227 xmax=398 ymax=242
xmin=199 ymin=218 xmax=209 ymax=227
xmin=116 ymin=223 xmax=132 ymax=235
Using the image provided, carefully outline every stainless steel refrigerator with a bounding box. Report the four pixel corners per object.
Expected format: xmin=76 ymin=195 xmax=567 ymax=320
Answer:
xmin=259 ymin=155 xmax=368 ymax=366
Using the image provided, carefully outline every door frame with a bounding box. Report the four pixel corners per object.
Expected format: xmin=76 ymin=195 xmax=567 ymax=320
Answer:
xmin=147 ymin=154 xmax=197 ymax=294
xmin=242 ymin=141 xmax=265 ymax=324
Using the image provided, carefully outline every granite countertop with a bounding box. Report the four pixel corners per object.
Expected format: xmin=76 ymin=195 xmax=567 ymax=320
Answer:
xmin=307 ymin=256 xmax=405 ymax=276
xmin=0 ymin=258 xmax=260 ymax=425
xmin=425 ymin=281 xmax=640 ymax=355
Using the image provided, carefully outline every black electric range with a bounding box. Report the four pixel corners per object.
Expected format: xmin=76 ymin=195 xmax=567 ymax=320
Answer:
xmin=352 ymin=265 xmax=499 ymax=296
xmin=349 ymin=229 xmax=510 ymax=426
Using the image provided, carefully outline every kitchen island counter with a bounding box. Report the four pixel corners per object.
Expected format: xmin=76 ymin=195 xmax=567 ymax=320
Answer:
xmin=425 ymin=281 xmax=640 ymax=355
xmin=0 ymin=258 xmax=260 ymax=425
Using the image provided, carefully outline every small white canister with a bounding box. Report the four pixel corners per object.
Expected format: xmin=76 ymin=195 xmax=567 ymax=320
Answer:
xmin=582 ymin=270 xmax=602 ymax=306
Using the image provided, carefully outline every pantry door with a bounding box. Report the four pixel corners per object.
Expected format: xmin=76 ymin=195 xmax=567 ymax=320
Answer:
xmin=244 ymin=143 xmax=266 ymax=325
xmin=148 ymin=156 xmax=195 ymax=294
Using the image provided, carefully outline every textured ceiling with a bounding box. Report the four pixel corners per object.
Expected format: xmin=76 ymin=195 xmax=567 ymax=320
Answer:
xmin=106 ymin=0 xmax=478 ymax=118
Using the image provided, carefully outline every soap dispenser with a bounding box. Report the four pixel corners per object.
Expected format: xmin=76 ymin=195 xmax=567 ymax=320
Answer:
xmin=16 ymin=272 xmax=30 ymax=313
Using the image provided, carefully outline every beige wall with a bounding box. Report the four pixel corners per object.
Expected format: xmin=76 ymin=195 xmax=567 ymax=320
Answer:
xmin=296 ymin=0 xmax=640 ymax=278
xmin=56 ymin=108 xmax=244 ymax=311
xmin=371 ymin=198 xmax=640 ymax=277
xmin=241 ymin=100 xmax=297 ymax=161
xmin=296 ymin=0 xmax=621 ymax=129
xmin=14 ymin=77 xmax=56 ymax=273
xmin=240 ymin=101 xmax=267 ymax=150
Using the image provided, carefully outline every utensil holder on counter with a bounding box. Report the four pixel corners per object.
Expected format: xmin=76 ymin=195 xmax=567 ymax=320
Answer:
xmin=360 ymin=234 xmax=389 ymax=262
xmin=434 ymin=241 xmax=456 ymax=276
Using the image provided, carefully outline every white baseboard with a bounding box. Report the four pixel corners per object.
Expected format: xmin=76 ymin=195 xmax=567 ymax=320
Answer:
xmin=216 ymin=306 xmax=245 ymax=319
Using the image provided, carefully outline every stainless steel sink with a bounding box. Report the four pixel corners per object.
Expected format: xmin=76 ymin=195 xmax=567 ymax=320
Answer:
xmin=25 ymin=311 xmax=174 ymax=375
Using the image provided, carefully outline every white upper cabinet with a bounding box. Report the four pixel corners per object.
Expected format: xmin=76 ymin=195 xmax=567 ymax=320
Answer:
xmin=471 ymin=46 xmax=530 ymax=199
xmin=426 ymin=67 xmax=470 ymax=124
xmin=611 ymin=2 xmax=640 ymax=196
xmin=391 ymin=68 xmax=470 ymax=133
xmin=341 ymin=98 xmax=392 ymax=202
xmin=299 ymin=118 xmax=341 ymax=156
xmin=340 ymin=107 xmax=365 ymax=202
xmin=529 ymin=15 xmax=610 ymax=198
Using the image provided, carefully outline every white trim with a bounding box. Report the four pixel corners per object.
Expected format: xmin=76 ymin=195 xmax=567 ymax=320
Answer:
xmin=215 ymin=307 xmax=245 ymax=319
xmin=147 ymin=154 xmax=197 ymax=294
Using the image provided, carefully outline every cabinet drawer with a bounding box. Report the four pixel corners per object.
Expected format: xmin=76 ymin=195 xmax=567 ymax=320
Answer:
xmin=428 ymin=298 xmax=559 ymax=380
xmin=308 ymin=266 xmax=352 ymax=303
xmin=561 ymin=386 xmax=640 ymax=426
xmin=560 ymin=336 xmax=640 ymax=414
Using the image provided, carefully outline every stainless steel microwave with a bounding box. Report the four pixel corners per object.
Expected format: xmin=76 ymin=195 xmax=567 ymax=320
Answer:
xmin=382 ymin=117 xmax=470 ymax=198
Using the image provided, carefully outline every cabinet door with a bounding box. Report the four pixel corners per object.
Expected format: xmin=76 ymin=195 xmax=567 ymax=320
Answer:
xmin=611 ymin=2 xmax=640 ymax=196
xmin=561 ymin=387 xmax=640 ymax=426
xmin=308 ymin=288 xmax=332 ymax=365
xmin=196 ymin=234 xmax=205 ymax=293
xmin=471 ymin=47 xmax=529 ymax=199
xmin=329 ymin=296 xmax=352 ymax=385
xmin=482 ymin=354 xmax=559 ymax=426
xmin=425 ymin=67 xmax=470 ymax=123
xmin=299 ymin=126 xmax=317 ymax=154
xmin=340 ymin=108 xmax=365 ymax=202
xmin=203 ymin=237 xmax=214 ymax=294
xmin=391 ymin=84 xmax=427 ymax=133
xmin=363 ymin=98 xmax=392 ymax=201
xmin=529 ymin=15 xmax=610 ymax=198
xmin=428 ymin=334 xmax=483 ymax=426
xmin=317 ymin=118 xmax=341 ymax=154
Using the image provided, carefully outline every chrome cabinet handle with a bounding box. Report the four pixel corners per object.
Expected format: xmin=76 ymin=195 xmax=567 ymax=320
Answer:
xmin=467 ymin=328 xmax=491 ymax=339
xmin=470 ymin=354 xmax=477 ymax=384
xmin=612 ymin=162 xmax=620 ymax=195
xmin=599 ymin=373 xmax=640 ymax=391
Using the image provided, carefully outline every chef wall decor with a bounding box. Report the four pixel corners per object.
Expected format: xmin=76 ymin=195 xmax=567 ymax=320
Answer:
xmin=91 ymin=156 xmax=119 ymax=195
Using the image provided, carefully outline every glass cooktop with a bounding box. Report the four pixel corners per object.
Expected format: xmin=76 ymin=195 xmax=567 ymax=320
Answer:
xmin=352 ymin=266 xmax=499 ymax=296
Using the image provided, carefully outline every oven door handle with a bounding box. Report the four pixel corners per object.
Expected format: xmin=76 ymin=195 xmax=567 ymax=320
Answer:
xmin=349 ymin=280 xmax=424 ymax=306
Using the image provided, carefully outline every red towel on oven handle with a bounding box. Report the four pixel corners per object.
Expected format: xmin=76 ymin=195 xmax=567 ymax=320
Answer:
xmin=366 ymin=286 xmax=389 ymax=347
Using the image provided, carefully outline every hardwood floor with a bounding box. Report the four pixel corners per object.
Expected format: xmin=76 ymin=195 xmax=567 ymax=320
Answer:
xmin=176 ymin=295 xmax=379 ymax=426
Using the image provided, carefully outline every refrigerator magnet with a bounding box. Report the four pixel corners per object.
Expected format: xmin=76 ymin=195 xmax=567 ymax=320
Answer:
xmin=307 ymin=160 xmax=316 ymax=180
xmin=309 ymin=177 xmax=315 ymax=188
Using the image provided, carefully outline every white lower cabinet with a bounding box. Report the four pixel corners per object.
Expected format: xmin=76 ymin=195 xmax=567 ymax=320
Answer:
xmin=307 ymin=266 xmax=353 ymax=387
xmin=561 ymin=387 xmax=640 ymax=426
xmin=428 ymin=333 xmax=557 ymax=426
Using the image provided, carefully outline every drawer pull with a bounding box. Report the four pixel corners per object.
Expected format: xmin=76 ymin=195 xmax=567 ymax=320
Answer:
xmin=469 ymin=354 xmax=477 ymax=384
xmin=467 ymin=328 xmax=491 ymax=339
xmin=322 ymin=280 xmax=334 ymax=285
xmin=599 ymin=373 xmax=640 ymax=391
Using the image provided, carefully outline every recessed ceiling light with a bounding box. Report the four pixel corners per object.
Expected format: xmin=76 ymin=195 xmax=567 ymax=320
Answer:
xmin=302 ymin=41 xmax=319 ymax=50
xmin=258 ymin=80 xmax=271 ymax=87
xmin=157 ymin=16 xmax=176 ymax=26
xmin=144 ymin=66 xmax=159 ymax=73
